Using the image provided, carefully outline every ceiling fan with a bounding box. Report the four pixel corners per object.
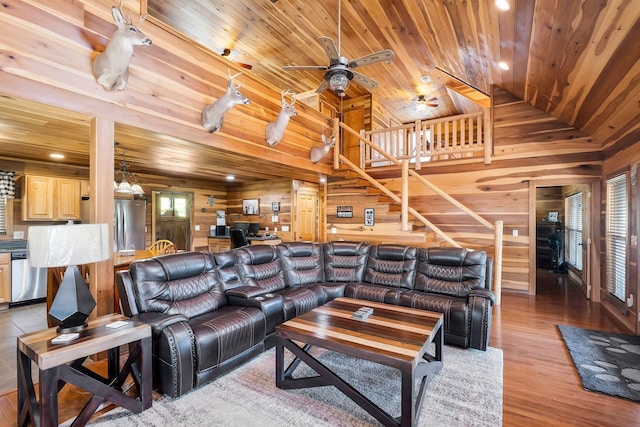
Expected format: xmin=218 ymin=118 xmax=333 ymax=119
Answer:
xmin=282 ymin=0 xmax=394 ymax=97
xmin=416 ymin=95 xmax=439 ymax=111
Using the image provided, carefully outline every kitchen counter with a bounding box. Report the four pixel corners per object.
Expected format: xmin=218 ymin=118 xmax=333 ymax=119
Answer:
xmin=114 ymin=250 xmax=156 ymax=267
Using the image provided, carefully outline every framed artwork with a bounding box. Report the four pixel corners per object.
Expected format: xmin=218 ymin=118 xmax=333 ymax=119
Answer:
xmin=272 ymin=202 xmax=280 ymax=212
xmin=364 ymin=208 xmax=375 ymax=226
xmin=243 ymin=199 xmax=260 ymax=215
xmin=548 ymin=211 xmax=558 ymax=222
xmin=337 ymin=206 xmax=353 ymax=218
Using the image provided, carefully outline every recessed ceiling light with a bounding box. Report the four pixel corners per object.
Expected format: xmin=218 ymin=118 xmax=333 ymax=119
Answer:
xmin=498 ymin=61 xmax=510 ymax=70
xmin=50 ymin=153 xmax=65 ymax=159
xmin=495 ymin=0 xmax=510 ymax=11
xmin=226 ymin=175 xmax=235 ymax=181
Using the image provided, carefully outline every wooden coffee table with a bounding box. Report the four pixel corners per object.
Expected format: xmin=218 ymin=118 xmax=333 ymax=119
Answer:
xmin=275 ymin=297 xmax=443 ymax=427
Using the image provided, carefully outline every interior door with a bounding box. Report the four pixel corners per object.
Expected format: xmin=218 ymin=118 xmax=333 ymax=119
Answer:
xmin=343 ymin=108 xmax=364 ymax=166
xmin=155 ymin=192 xmax=192 ymax=250
xmin=295 ymin=189 xmax=318 ymax=242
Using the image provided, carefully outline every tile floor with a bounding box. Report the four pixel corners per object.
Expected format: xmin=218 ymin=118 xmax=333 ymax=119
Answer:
xmin=0 ymin=302 xmax=47 ymax=395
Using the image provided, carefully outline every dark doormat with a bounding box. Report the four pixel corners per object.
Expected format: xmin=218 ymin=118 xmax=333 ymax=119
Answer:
xmin=558 ymin=324 xmax=640 ymax=402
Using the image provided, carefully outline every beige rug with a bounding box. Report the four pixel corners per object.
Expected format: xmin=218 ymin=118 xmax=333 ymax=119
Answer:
xmin=88 ymin=345 xmax=503 ymax=426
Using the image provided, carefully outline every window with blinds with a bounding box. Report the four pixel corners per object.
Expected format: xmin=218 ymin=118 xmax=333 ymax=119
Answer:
xmin=0 ymin=197 xmax=6 ymax=235
xmin=606 ymin=174 xmax=627 ymax=302
xmin=565 ymin=192 xmax=583 ymax=270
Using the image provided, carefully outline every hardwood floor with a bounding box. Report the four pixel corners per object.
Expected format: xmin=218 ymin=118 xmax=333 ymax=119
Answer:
xmin=0 ymin=269 xmax=638 ymax=426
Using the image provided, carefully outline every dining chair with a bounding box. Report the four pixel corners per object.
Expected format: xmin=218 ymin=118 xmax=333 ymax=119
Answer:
xmin=149 ymin=239 xmax=178 ymax=255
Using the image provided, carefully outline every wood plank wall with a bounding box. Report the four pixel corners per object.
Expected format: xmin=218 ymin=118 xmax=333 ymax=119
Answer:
xmin=226 ymin=179 xmax=294 ymax=242
xmin=327 ymin=87 xmax=604 ymax=295
xmin=0 ymin=0 xmax=333 ymax=176
xmin=600 ymin=120 xmax=640 ymax=333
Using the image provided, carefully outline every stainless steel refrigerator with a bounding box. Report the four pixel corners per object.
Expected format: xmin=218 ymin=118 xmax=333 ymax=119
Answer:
xmin=114 ymin=199 xmax=146 ymax=252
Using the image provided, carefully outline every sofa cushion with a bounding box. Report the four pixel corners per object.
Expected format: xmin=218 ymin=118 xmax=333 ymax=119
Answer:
xmin=343 ymin=283 xmax=403 ymax=304
xmin=399 ymin=291 xmax=469 ymax=347
xmin=363 ymin=244 xmax=417 ymax=289
xmin=415 ymin=248 xmax=487 ymax=297
xmin=276 ymin=285 xmax=326 ymax=319
xmin=322 ymin=241 xmax=371 ymax=282
xmin=235 ymin=245 xmax=287 ymax=292
xmin=129 ymin=251 xmax=227 ymax=318
xmin=277 ymin=242 xmax=325 ymax=286
xmin=189 ymin=305 xmax=265 ymax=371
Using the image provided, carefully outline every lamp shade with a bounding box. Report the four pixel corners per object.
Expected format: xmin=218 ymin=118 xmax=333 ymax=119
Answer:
xmin=28 ymin=223 xmax=110 ymax=268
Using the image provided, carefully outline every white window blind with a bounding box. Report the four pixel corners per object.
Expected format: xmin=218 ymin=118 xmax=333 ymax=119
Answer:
xmin=0 ymin=197 xmax=6 ymax=235
xmin=565 ymin=192 xmax=583 ymax=270
xmin=606 ymin=174 xmax=627 ymax=302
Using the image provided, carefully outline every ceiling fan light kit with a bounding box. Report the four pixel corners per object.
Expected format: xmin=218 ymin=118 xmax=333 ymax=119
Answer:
xmin=282 ymin=0 xmax=394 ymax=97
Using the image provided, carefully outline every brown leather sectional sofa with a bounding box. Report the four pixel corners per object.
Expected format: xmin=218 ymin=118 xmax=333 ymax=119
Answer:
xmin=116 ymin=241 xmax=494 ymax=397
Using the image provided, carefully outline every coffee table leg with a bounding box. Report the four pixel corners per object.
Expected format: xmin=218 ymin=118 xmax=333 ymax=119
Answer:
xmin=400 ymin=370 xmax=416 ymax=427
xmin=275 ymin=339 xmax=285 ymax=388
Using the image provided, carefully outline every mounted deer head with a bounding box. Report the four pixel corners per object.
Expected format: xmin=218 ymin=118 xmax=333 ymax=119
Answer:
xmin=265 ymin=90 xmax=297 ymax=147
xmin=310 ymin=125 xmax=336 ymax=163
xmin=92 ymin=0 xmax=152 ymax=91
xmin=201 ymin=71 xmax=251 ymax=133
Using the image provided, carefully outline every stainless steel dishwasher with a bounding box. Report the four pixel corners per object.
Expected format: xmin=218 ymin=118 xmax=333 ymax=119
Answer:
xmin=10 ymin=250 xmax=47 ymax=306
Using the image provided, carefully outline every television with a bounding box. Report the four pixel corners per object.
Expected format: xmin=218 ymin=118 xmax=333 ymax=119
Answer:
xmin=248 ymin=223 xmax=260 ymax=237
xmin=233 ymin=222 xmax=249 ymax=236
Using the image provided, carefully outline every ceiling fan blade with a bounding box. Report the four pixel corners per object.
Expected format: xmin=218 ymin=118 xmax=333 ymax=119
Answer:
xmin=318 ymin=36 xmax=339 ymax=61
xmin=315 ymin=80 xmax=330 ymax=94
xmin=351 ymin=71 xmax=379 ymax=90
xmin=283 ymin=65 xmax=328 ymax=71
xmin=348 ymin=49 xmax=395 ymax=68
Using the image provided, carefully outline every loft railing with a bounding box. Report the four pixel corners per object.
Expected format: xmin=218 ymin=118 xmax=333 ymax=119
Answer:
xmin=331 ymin=118 xmax=503 ymax=304
xmin=360 ymin=110 xmax=492 ymax=170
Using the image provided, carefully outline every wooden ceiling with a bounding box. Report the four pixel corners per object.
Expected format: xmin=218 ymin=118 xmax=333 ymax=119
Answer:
xmin=1 ymin=0 xmax=638 ymax=184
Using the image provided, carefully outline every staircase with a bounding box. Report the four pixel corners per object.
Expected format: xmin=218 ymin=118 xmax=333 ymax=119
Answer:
xmin=324 ymin=116 xmax=504 ymax=303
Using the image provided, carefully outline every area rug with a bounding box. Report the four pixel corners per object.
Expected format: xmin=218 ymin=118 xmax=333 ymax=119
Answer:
xmin=558 ymin=324 xmax=640 ymax=402
xmin=87 ymin=345 xmax=503 ymax=426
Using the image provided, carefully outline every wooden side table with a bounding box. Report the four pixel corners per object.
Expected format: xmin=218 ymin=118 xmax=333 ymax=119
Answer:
xmin=17 ymin=314 xmax=152 ymax=427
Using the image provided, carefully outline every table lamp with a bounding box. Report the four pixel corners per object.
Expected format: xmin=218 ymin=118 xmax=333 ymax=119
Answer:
xmin=28 ymin=223 xmax=110 ymax=332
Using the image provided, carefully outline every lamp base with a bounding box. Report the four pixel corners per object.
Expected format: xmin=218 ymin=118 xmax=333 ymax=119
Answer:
xmin=49 ymin=265 xmax=96 ymax=333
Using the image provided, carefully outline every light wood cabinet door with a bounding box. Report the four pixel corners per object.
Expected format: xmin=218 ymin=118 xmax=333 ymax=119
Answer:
xmin=23 ymin=175 xmax=54 ymax=220
xmin=22 ymin=175 xmax=81 ymax=221
xmin=55 ymin=178 xmax=81 ymax=220
xmin=0 ymin=253 xmax=10 ymax=304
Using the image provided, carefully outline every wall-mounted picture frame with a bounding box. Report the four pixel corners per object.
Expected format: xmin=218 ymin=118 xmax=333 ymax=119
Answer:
xmin=548 ymin=211 xmax=558 ymax=222
xmin=271 ymin=202 xmax=280 ymax=212
xmin=243 ymin=199 xmax=259 ymax=215
xmin=364 ymin=208 xmax=375 ymax=226
xmin=337 ymin=206 xmax=353 ymax=218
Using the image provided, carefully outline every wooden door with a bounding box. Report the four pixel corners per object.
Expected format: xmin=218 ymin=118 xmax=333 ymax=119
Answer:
xmin=155 ymin=192 xmax=192 ymax=250
xmin=295 ymin=189 xmax=317 ymax=242
xmin=343 ymin=108 xmax=364 ymax=166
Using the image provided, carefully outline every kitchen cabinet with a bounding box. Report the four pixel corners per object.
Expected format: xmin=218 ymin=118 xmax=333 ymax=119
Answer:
xmin=0 ymin=253 xmax=10 ymax=304
xmin=22 ymin=175 xmax=81 ymax=221
xmin=208 ymin=237 xmax=230 ymax=253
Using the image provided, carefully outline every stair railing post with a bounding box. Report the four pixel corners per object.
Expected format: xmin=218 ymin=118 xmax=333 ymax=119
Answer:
xmin=402 ymin=159 xmax=409 ymax=232
xmin=333 ymin=119 xmax=340 ymax=170
xmin=493 ymin=220 xmax=503 ymax=305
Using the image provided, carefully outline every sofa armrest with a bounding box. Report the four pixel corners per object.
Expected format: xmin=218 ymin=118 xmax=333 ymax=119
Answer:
xmin=132 ymin=312 xmax=190 ymax=337
xmin=469 ymin=288 xmax=496 ymax=306
xmin=226 ymin=285 xmax=271 ymax=299
xmin=485 ymin=256 xmax=494 ymax=292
